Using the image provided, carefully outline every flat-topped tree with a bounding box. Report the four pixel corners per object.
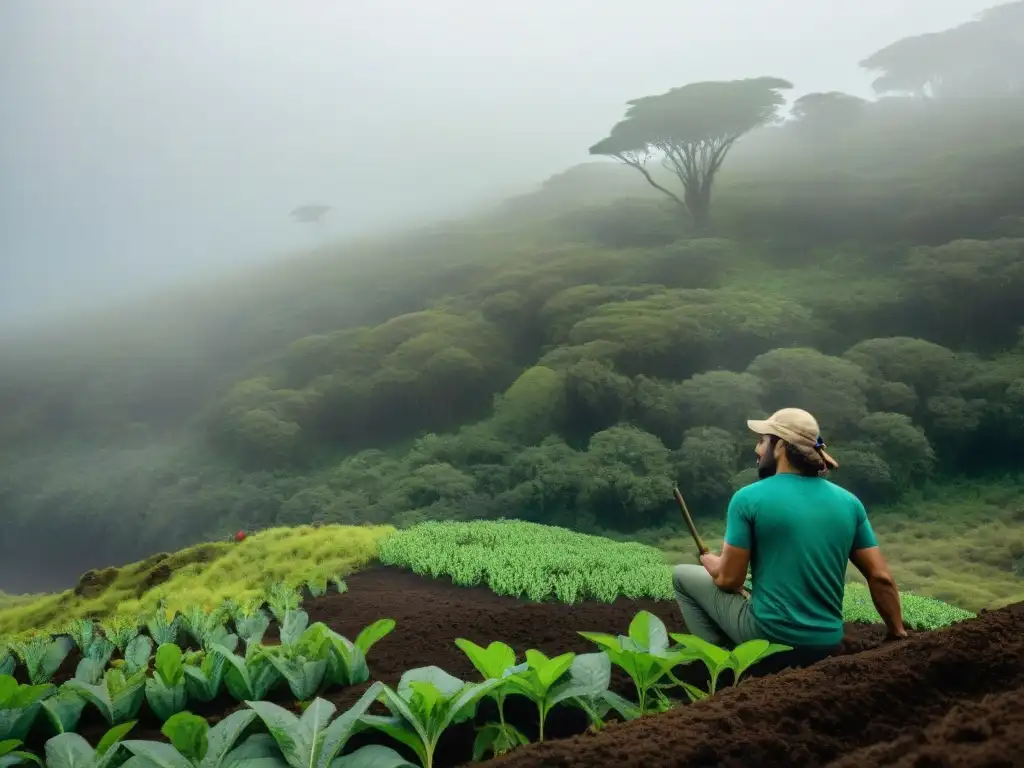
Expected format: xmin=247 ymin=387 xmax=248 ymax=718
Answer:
xmin=588 ymin=77 xmax=792 ymax=233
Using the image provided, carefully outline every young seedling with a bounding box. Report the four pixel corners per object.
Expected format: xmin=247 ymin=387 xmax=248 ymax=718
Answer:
xmin=121 ymin=636 xmax=154 ymax=677
xmin=580 ymin=611 xmax=695 ymax=714
xmin=145 ymin=644 xmax=189 ymax=721
xmin=360 ymin=666 xmax=502 ymax=768
xmin=43 ymin=721 xmax=136 ymax=768
xmin=667 ymin=634 xmax=791 ymax=699
xmin=502 ymin=649 xmax=611 ymax=742
xmin=453 ymin=639 xmax=529 ymax=759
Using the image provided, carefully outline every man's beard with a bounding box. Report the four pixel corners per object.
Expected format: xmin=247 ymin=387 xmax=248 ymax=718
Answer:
xmin=757 ymin=450 xmax=778 ymax=479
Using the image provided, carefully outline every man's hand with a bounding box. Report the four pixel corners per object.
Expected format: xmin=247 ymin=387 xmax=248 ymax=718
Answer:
xmin=699 ymin=552 xmax=721 ymax=577
xmin=885 ymin=629 xmax=910 ymax=642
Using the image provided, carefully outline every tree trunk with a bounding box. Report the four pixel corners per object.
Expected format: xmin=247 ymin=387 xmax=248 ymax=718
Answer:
xmin=684 ymin=184 xmax=712 ymax=234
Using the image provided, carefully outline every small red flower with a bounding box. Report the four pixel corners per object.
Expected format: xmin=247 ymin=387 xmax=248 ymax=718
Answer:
xmin=235 ymin=530 xmax=246 ymax=542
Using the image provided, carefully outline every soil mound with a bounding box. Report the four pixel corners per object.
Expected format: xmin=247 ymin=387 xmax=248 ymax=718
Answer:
xmin=488 ymin=601 xmax=1024 ymax=768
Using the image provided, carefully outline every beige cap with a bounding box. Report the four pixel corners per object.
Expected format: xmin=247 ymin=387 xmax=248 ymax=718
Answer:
xmin=747 ymin=407 xmax=839 ymax=470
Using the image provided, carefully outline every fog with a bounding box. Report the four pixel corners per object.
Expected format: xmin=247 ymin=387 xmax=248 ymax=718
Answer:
xmin=0 ymin=0 xmax=994 ymax=327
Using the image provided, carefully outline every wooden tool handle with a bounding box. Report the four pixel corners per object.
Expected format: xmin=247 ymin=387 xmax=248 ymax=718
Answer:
xmin=673 ymin=486 xmax=709 ymax=556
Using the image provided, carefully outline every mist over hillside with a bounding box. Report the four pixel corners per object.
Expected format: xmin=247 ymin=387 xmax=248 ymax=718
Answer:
xmin=1 ymin=2 xmax=1023 ymax=609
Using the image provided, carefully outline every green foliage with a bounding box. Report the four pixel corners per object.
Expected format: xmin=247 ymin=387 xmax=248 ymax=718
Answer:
xmin=378 ymin=520 xmax=676 ymax=603
xmin=360 ymin=667 xmax=502 ymax=768
xmin=579 ymin=611 xmax=690 ymax=714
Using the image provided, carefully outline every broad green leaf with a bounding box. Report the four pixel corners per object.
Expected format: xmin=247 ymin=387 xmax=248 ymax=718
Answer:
xmin=279 ymin=611 xmax=310 ymax=650
xmin=263 ymin=654 xmax=326 ymax=703
xmin=355 ymin=717 xmax=423 ymax=768
xmin=670 ymin=633 xmax=730 ymax=667
xmin=201 ymin=710 xmax=258 ymax=768
xmin=219 ymin=734 xmax=283 ymax=768
xmin=526 ymin=650 xmax=575 ymax=689
xmin=41 ymin=689 xmax=87 ymax=734
xmin=329 ymin=745 xmax=416 ymax=768
xmin=352 ymin=620 xmax=395 ymax=656
xmin=453 ymin=639 xmax=516 ymax=680
xmin=314 ymin=684 xmax=383 ymax=768
xmin=43 ymin=733 xmax=95 ymax=768
xmin=627 ymin=611 xmax=668 ymax=653
xmin=75 ymin=659 xmax=106 ymax=686
xmin=247 ymin=698 xmax=333 ymax=768
xmin=97 ymin=721 xmax=137 ymax=757
xmin=397 ymin=667 xmax=464 ymax=700
xmin=576 ymin=631 xmax=621 ymax=654
xmin=549 ymin=653 xmax=612 ymax=707
xmin=121 ymin=741 xmax=193 ymax=768
xmin=729 ymin=639 xmax=792 ymax=683
xmin=161 ymin=712 xmax=209 ymax=763
xmin=154 ymin=645 xmax=186 ymax=688
xmin=123 ymin=637 xmax=153 ymax=676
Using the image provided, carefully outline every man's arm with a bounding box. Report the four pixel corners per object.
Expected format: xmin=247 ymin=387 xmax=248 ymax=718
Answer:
xmin=701 ymin=544 xmax=750 ymax=592
xmin=702 ymin=491 xmax=752 ymax=592
xmin=850 ymin=546 xmax=907 ymax=639
xmin=849 ymin=500 xmax=906 ymax=638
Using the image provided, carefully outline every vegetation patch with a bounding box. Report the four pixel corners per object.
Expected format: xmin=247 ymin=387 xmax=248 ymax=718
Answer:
xmin=0 ymin=525 xmax=393 ymax=635
xmin=379 ymin=520 xmax=973 ymax=629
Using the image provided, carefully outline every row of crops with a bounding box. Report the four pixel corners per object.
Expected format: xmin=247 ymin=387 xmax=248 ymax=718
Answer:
xmin=2 ymin=588 xmax=788 ymax=768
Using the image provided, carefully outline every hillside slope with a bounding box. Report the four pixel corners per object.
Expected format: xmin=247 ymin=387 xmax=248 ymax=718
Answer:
xmin=1 ymin=95 xmax=1023 ymax=604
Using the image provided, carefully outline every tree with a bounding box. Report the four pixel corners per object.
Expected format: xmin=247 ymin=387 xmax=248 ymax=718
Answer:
xmin=860 ymin=4 xmax=1024 ymax=98
xmin=789 ymin=92 xmax=868 ymax=136
xmin=589 ymin=78 xmax=792 ymax=232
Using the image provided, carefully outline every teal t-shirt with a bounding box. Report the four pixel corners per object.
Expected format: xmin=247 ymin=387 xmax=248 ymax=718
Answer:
xmin=723 ymin=473 xmax=878 ymax=647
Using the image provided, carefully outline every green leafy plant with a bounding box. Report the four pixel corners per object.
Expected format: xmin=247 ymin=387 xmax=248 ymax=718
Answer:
xmin=182 ymin=607 xmax=237 ymax=653
xmin=248 ymin=692 xmax=411 ymax=768
xmin=0 ymin=738 xmax=41 ymax=767
xmin=121 ymin=636 xmax=154 ymax=677
xmin=76 ymin=635 xmax=117 ymax=686
xmin=360 ymin=666 xmax=502 ymax=768
xmin=40 ymin=688 xmax=88 ymax=735
xmin=323 ymin=620 xmax=395 ymax=688
xmin=64 ymin=620 xmax=96 ymax=655
xmin=264 ymin=583 xmax=301 ymax=624
xmin=121 ymin=710 xmax=275 ymax=768
xmin=182 ymin=652 xmax=226 ymax=703
xmin=504 ymin=650 xmax=619 ymax=741
xmin=668 ymin=634 xmax=791 ymax=699
xmin=65 ymin=668 xmax=147 ymax=725
xmin=10 ymin=635 xmax=74 ymax=685
xmin=101 ymin=620 xmax=139 ymax=655
xmin=580 ymin=611 xmax=695 ymax=714
xmin=0 ymin=644 xmax=14 ymax=678
xmin=261 ymin=613 xmax=328 ymax=703
xmin=232 ymin=608 xmax=270 ymax=652
xmin=43 ymin=722 xmax=136 ymax=768
xmin=0 ymin=675 xmax=54 ymax=742
xmin=453 ymin=639 xmax=528 ymax=759
xmin=145 ymin=644 xmax=189 ymax=722
xmin=146 ymin=609 xmax=183 ymax=647
xmin=211 ymin=644 xmax=280 ymax=702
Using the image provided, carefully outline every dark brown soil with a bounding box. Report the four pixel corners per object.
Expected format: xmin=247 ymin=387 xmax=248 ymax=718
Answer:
xmin=42 ymin=566 xmax=1021 ymax=768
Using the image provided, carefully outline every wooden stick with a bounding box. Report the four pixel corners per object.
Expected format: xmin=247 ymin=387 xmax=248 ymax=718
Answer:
xmin=673 ymin=486 xmax=709 ymax=556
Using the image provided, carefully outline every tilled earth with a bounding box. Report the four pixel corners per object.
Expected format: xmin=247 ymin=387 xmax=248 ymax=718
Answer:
xmin=52 ymin=566 xmax=1023 ymax=767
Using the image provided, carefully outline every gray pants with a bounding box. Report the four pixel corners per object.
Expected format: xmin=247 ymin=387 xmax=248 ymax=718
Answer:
xmin=672 ymin=564 xmax=764 ymax=648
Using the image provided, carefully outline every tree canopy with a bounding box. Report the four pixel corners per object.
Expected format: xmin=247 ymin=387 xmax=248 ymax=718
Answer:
xmin=589 ymin=77 xmax=792 ymax=232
